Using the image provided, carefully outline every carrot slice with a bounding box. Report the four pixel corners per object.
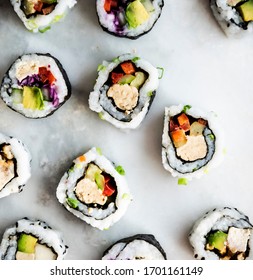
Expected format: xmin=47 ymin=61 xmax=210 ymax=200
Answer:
xmin=78 ymin=155 xmax=86 ymax=162
xmin=120 ymin=62 xmax=135 ymax=75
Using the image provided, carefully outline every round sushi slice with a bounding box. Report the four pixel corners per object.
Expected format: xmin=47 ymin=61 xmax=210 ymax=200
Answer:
xmin=102 ymin=234 xmax=166 ymax=260
xmin=210 ymin=0 xmax=253 ymax=36
xmin=0 ymin=133 xmax=31 ymax=199
xmin=189 ymin=207 xmax=253 ymax=260
xmin=162 ymin=105 xmax=224 ymax=183
xmin=56 ymin=147 xmax=132 ymax=230
xmin=96 ymin=0 xmax=164 ymax=39
xmin=89 ymin=53 xmax=160 ymax=130
xmin=0 ymin=217 xmax=68 ymax=260
xmin=1 ymin=53 xmax=71 ymax=118
xmin=10 ymin=0 xmax=77 ymax=33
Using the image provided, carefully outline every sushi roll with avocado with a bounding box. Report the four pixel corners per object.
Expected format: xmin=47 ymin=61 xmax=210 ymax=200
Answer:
xmin=96 ymin=0 xmax=164 ymax=39
xmin=0 ymin=133 xmax=31 ymax=199
xmin=210 ymin=0 xmax=253 ymax=36
xmin=102 ymin=234 xmax=166 ymax=260
xmin=0 ymin=53 xmax=71 ymax=118
xmin=10 ymin=0 xmax=77 ymax=33
xmin=56 ymin=147 xmax=132 ymax=230
xmin=162 ymin=105 xmax=224 ymax=183
xmin=89 ymin=53 xmax=160 ymax=130
xmin=0 ymin=217 xmax=68 ymax=260
xmin=189 ymin=207 xmax=253 ymax=260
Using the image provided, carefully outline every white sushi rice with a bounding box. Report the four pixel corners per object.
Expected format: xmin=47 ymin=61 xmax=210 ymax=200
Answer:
xmin=161 ymin=105 xmax=224 ymax=181
xmin=210 ymin=0 xmax=253 ymax=36
xmin=0 ymin=218 xmax=67 ymax=260
xmin=10 ymin=0 xmax=77 ymax=33
xmin=189 ymin=207 xmax=253 ymax=260
xmin=56 ymin=147 xmax=132 ymax=230
xmin=1 ymin=53 xmax=70 ymax=118
xmin=0 ymin=132 xmax=31 ymax=199
xmin=89 ymin=53 xmax=159 ymax=130
xmin=97 ymin=0 xmax=164 ymax=38
xmin=102 ymin=239 xmax=165 ymax=260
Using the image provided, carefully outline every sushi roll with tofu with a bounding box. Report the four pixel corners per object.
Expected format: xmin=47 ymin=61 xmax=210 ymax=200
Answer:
xmin=0 ymin=53 xmax=71 ymax=118
xmin=0 ymin=217 xmax=68 ymax=260
xmin=56 ymin=147 xmax=132 ymax=230
xmin=189 ymin=207 xmax=253 ymax=260
xmin=0 ymin=133 xmax=31 ymax=199
xmin=210 ymin=0 xmax=253 ymax=36
xmin=10 ymin=0 xmax=77 ymax=33
xmin=162 ymin=105 xmax=224 ymax=183
xmin=89 ymin=53 xmax=160 ymax=130
xmin=102 ymin=234 xmax=166 ymax=260
xmin=96 ymin=0 xmax=164 ymax=39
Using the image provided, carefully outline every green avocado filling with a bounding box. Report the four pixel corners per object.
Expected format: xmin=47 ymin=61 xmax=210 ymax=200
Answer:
xmin=22 ymin=86 xmax=44 ymax=110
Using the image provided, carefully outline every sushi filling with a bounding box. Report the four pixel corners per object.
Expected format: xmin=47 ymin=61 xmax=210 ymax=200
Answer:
xmin=0 ymin=144 xmax=16 ymax=191
xmin=100 ymin=60 xmax=149 ymax=121
xmin=11 ymin=61 xmax=59 ymax=109
xmin=16 ymin=233 xmax=57 ymax=260
xmin=21 ymin=0 xmax=58 ymax=17
xmin=66 ymin=162 xmax=118 ymax=219
xmin=205 ymin=227 xmax=252 ymax=260
xmin=167 ymin=112 xmax=216 ymax=173
xmin=102 ymin=0 xmax=155 ymax=33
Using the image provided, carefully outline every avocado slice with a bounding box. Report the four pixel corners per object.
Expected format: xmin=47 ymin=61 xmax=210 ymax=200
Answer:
xmin=237 ymin=0 xmax=253 ymax=21
xmin=118 ymin=74 xmax=135 ymax=85
xmin=130 ymin=72 xmax=146 ymax=89
xmin=23 ymin=86 xmax=44 ymax=110
xmin=206 ymin=231 xmax=228 ymax=252
xmin=86 ymin=164 xmax=102 ymax=181
xmin=125 ymin=0 xmax=150 ymax=29
xmin=22 ymin=0 xmax=36 ymax=16
xmin=17 ymin=233 xmax=38 ymax=254
xmin=95 ymin=172 xmax=105 ymax=190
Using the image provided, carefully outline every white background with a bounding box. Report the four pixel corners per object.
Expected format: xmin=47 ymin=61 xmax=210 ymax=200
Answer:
xmin=1 ymin=0 xmax=253 ymax=260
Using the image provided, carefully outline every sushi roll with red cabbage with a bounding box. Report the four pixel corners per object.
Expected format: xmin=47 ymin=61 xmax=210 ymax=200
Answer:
xmin=0 ymin=217 xmax=68 ymax=260
xmin=56 ymin=147 xmax=132 ymax=230
xmin=96 ymin=0 xmax=164 ymax=39
xmin=0 ymin=53 xmax=71 ymax=118
xmin=0 ymin=133 xmax=31 ymax=199
xmin=89 ymin=53 xmax=160 ymax=130
xmin=102 ymin=234 xmax=167 ymax=260
xmin=189 ymin=207 xmax=253 ymax=260
xmin=10 ymin=0 xmax=77 ymax=33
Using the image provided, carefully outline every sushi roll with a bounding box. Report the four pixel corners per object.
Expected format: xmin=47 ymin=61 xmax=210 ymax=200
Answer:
xmin=162 ymin=105 xmax=224 ymax=183
xmin=10 ymin=0 xmax=77 ymax=33
xmin=0 ymin=53 xmax=71 ymax=118
xmin=0 ymin=217 xmax=68 ymax=260
xmin=96 ymin=0 xmax=164 ymax=39
xmin=89 ymin=53 xmax=160 ymax=130
xmin=102 ymin=234 xmax=167 ymax=260
xmin=56 ymin=147 xmax=132 ymax=230
xmin=0 ymin=133 xmax=31 ymax=199
xmin=189 ymin=207 xmax=253 ymax=260
xmin=210 ymin=0 xmax=253 ymax=36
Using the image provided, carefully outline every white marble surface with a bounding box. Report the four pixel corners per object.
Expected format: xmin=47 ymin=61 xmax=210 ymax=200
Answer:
xmin=1 ymin=0 xmax=253 ymax=260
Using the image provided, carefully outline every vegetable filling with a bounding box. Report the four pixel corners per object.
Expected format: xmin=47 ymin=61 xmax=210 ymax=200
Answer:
xmin=0 ymin=144 xmax=16 ymax=191
xmin=11 ymin=61 xmax=59 ymax=110
xmin=169 ymin=112 xmax=213 ymax=162
xmin=103 ymin=0 xmax=155 ymax=32
xmin=205 ymin=227 xmax=251 ymax=260
xmin=16 ymin=233 xmax=57 ymax=260
xmin=21 ymin=0 xmax=58 ymax=17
